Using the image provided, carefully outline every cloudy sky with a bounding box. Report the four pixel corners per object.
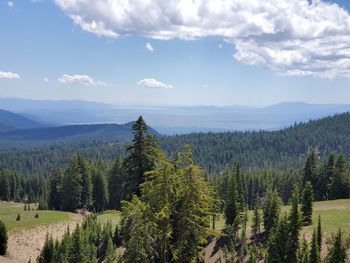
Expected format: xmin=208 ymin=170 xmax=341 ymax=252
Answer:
xmin=1 ymin=0 xmax=350 ymax=106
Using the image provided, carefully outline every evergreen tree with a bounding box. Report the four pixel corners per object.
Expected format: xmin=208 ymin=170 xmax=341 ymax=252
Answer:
xmin=104 ymin=237 xmax=115 ymax=263
xmin=0 ymin=220 xmax=8 ymax=255
xmin=327 ymin=229 xmax=347 ymax=263
xmin=225 ymin=168 xmax=240 ymax=227
xmin=252 ymin=195 xmax=261 ymax=236
xmin=309 ymin=230 xmax=320 ymax=263
xmin=329 ymin=155 xmax=349 ymax=199
xmin=48 ymin=166 xmax=63 ymax=210
xmin=37 ymin=234 xmax=55 ymax=263
xmin=123 ymin=116 xmax=158 ymax=198
xmin=108 ymin=157 xmax=124 ymax=210
xmin=298 ymin=237 xmax=310 ymax=263
xmin=92 ymin=169 xmax=109 ymax=212
xmin=287 ymin=187 xmax=301 ymax=263
xmin=263 ymin=189 xmax=281 ymax=236
xmin=78 ymin=157 xmax=93 ymax=209
xmin=301 ymin=181 xmax=313 ymax=226
xmin=317 ymin=215 xmax=322 ymax=254
xmin=121 ymin=196 xmax=156 ymax=263
xmin=267 ymin=214 xmax=289 ymax=263
xmin=303 ymin=150 xmax=317 ymax=187
xmin=113 ymin=225 xmax=121 ymax=247
xmin=172 ymin=146 xmax=212 ymax=263
xmin=61 ymin=157 xmax=83 ymax=211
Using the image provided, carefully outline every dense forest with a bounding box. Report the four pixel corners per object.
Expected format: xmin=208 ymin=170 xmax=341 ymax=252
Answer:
xmin=0 ymin=115 xmax=350 ymax=262
xmin=0 ymin=112 xmax=350 ymax=177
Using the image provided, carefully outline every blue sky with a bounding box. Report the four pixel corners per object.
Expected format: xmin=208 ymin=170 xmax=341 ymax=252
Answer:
xmin=1 ymin=0 xmax=350 ymax=106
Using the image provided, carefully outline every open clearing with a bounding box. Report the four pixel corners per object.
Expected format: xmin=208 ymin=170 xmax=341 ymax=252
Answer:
xmin=1 ymin=199 xmax=350 ymax=262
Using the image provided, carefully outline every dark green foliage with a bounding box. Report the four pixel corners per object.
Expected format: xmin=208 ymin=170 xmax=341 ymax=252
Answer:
xmin=35 ymin=213 xmax=39 ymax=218
xmin=37 ymin=234 xmax=55 ymax=263
xmin=78 ymin=157 xmax=93 ymax=209
xmin=266 ymin=214 xmax=289 ymax=263
xmin=104 ymin=237 xmax=115 ymax=263
xmin=16 ymin=213 xmax=20 ymax=221
xmin=298 ymin=237 xmax=310 ymax=263
xmin=92 ymin=169 xmax=109 ymax=212
xmin=38 ymin=198 xmax=48 ymax=210
xmin=0 ymin=220 xmax=8 ymax=255
xmin=61 ymin=157 xmax=83 ymax=211
xmin=309 ymin=230 xmax=320 ymax=263
xmin=113 ymin=225 xmax=121 ymax=247
xmin=329 ymin=155 xmax=349 ymax=200
xmin=301 ymin=181 xmax=314 ymax=226
xmin=252 ymin=195 xmax=261 ymax=236
xmin=263 ymin=189 xmax=281 ymax=236
xmin=123 ymin=116 xmax=158 ymax=198
xmin=327 ymin=229 xmax=347 ymax=263
xmin=108 ymin=157 xmax=124 ymax=210
xmin=287 ymin=187 xmax=301 ymax=263
xmin=48 ymin=166 xmax=63 ymax=210
xmin=317 ymin=215 xmax=322 ymax=253
xmin=224 ymin=168 xmax=240 ymax=227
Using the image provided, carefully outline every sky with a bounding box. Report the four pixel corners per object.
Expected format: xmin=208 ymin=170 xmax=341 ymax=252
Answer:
xmin=1 ymin=0 xmax=350 ymax=107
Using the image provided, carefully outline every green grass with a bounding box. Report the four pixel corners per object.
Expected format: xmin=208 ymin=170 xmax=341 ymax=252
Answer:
xmin=97 ymin=210 xmax=121 ymax=227
xmin=0 ymin=201 xmax=72 ymax=232
xmin=215 ymin=199 xmax=350 ymax=238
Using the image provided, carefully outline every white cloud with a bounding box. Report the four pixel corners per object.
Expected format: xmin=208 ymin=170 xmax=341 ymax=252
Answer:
xmin=30 ymin=0 xmax=42 ymax=3
xmin=145 ymin=42 xmax=155 ymax=52
xmin=137 ymin=78 xmax=173 ymax=89
xmin=58 ymin=74 xmax=109 ymax=86
xmin=44 ymin=77 xmax=49 ymax=82
xmin=55 ymin=0 xmax=350 ymax=79
xmin=7 ymin=1 xmax=14 ymax=7
xmin=0 ymin=71 xmax=20 ymax=79
xmin=218 ymin=44 xmax=223 ymax=49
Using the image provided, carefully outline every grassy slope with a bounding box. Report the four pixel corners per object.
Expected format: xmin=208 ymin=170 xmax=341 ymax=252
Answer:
xmin=215 ymin=199 xmax=350 ymax=238
xmin=0 ymin=201 xmax=72 ymax=231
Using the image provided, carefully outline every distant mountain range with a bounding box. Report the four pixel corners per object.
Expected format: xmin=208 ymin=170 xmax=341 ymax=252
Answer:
xmin=1 ymin=97 xmax=350 ymax=134
xmin=0 ymin=109 xmax=44 ymax=132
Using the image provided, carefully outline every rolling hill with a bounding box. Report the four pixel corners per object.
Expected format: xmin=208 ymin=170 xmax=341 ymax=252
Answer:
xmin=0 ymin=109 xmax=44 ymax=132
xmin=0 ymin=112 xmax=349 ymax=176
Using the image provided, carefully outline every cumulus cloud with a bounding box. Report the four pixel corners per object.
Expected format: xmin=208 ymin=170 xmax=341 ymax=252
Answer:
xmin=0 ymin=71 xmax=20 ymax=79
xmin=55 ymin=0 xmax=350 ymax=79
xmin=7 ymin=1 xmax=14 ymax=7
xmin=137 ymin=78 xmax=173 ymax=89
xmin=58 ymin=74 xmax=109 ymax=86
xmin=44 ymin=77 xmax=49 ymax=82
xmin=145 ymin=42 xmax=155 ymax=52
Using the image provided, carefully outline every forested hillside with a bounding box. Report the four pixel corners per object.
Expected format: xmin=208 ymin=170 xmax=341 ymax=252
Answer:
xmin=0 ymin=113 xmax=349 ymax=176
xmin=161 ymin=112 xmax=350 ymax=172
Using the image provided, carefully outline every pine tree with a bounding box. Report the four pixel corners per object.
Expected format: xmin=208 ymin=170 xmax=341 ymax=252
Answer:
xmin=0 ymin=220 xmax=8 ymax=255
xmin=263 ymin=189 xmax=281 ymax=236
xmin=303 ymin=149 xmax=317 ymax=187
xmin=287 ymin=187 xmax=301 ymax=263
xmin=48 ymin=166 xmax=63 ymax=210
xmin=329 ymin=155 xmax=349 ymax=199
xmin=123 ymin=116 xmax=158 ymax=198
xmin=61 ymin=157 xmax=83 ymax=211
xmin=225 ymin=168 xmax=240 ymax=227
xmin=172 ymin=146 xmax=212 ymax=263
xmin=78 ymin=157 xmax=93 ymax=209
xmin=141 ymin=151 xmax=176 ymax=263
xmin=317 ymin=215 xmax=322 ymax=253
xmin=301 ymin=181 xmax=313 ymax=226
xmin=327 ymin=229 xmax=347 ymax=263
xmin=92 ymin=169 xmax=109 ymax=212
xmin=267 ymin=214 xmax=289 ymax=263
xmin=108 ymin=157 xmax=124 ymax=210
xmin=252 ymin=195 xmax=261 ymax=236
xmin=37 ymin=234 xmax=55 ymax=263
xmin=104 ymin=237 xmax=115 ymax=263
xmin=121 ymin=196 xmax=156 ymax=263
xmin=309 ymin=230 xmax=320 ymax=263
xmin=298 ymin=237 xmax=310 ymax=263
xmin=113 ymin=225 xmax=121 ymax=247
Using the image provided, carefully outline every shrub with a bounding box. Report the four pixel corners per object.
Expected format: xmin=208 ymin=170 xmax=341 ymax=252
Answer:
xmin=0 ymin=220 xmax=8 ymax=255
xmin=16 ymin=213 xmax=21 ymax=221
xmin=35 ymin=213 xmax=39 ymax=218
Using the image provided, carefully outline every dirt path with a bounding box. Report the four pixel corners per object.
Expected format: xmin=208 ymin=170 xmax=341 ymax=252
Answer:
xmin=0 ymin=213 xmax=83 ymax=263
